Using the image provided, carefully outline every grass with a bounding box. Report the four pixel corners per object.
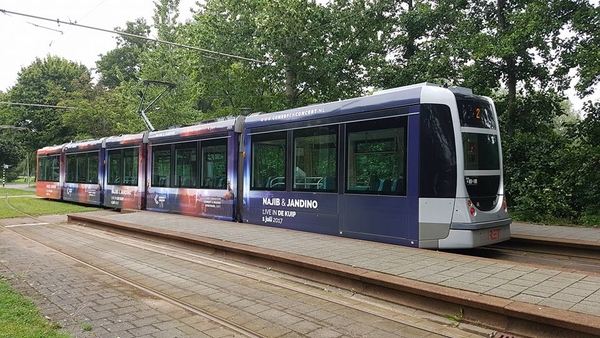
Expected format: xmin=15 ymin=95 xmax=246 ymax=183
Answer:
xmin=0 ymin=187 xmax=36 ymax=196
xmin=80 ymin=323 xmax=93 ymax=332
xmin=11 ymin=177 xmax=35 ymax=184
xmin=0 ymin=277 xmax=70 ymax=338
xmin=0 ymin=197 xmax=98 ymax=219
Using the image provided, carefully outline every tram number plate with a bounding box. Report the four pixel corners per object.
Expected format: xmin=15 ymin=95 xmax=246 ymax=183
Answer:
xmin=489 ymin=228 xmax=501 ymax=241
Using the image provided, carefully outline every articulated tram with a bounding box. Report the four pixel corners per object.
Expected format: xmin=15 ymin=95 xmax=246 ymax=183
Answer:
xmin=37 ymin=83 xmax=511 ymax=249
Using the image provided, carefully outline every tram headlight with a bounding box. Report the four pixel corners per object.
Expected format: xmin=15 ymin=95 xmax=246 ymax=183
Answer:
xmin=502 ymin=197 xmax=507 ymax=212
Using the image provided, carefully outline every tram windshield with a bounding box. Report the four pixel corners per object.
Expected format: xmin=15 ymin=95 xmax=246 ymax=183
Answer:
xmin=458 ymin=97 xmax=502 ymax=211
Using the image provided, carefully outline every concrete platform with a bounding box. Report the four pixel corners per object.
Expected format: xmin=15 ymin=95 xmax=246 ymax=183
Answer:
xmin=66 ymin=210 xmax=600 ymax=337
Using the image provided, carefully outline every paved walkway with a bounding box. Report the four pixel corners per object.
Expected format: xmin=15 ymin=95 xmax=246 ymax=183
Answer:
xmin=511 ymin=222 xmax=600 ymax=244
xmin=66 ymin=210 xmax=600 ymax=335
xmin=0 ymin=215 xmax=240 ymax=338
xmin=3 ymin=207 xmax=600 ymax=336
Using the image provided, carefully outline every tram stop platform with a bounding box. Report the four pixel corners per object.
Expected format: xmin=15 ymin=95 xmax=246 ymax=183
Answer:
xmin=67 ymin=210 xmax=600 ymax=338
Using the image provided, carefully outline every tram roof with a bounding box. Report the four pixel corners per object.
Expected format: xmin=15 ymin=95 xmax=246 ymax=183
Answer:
xmin=63 ymin=138 xmax=104 ymax=152
xmin=37 ymin=144 xmax=65 ymax=155
xmin=104 ymin=132 xmax=147 ymax=148
xmin=147 ymin=117 xmax=238 ymax=142
xmin=244 ymin=83 xmax=437 ymax=128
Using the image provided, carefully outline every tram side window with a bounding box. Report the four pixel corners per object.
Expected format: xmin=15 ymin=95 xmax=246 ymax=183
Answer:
xmin=152 ymin=146 xmax=172 ymax=187
xmin=108 ymin=148 xmax=138 ymax=186
xmin=107 ymin=150 xmax=123 ymax=185
xmin=66 ymin=155 xmax=77 ymax=183
xmin=77 ymin=155 xmax=87 ymax=182
xmin=346 ymin=116 xmax=407 ymax=195
xmin=251 ymin=132 xmax=286 ymax=190
xmin=176 ymin=142 xmax=198 ymax=188
xmin=87 ymin=155 xmax=98 ymax=183
xmin=293 ymin=126 xmax=338 ymax=192
xmin=37 ymin=158 xmax=43 ymax=181
xmin=419 ymin=104 xmax=457 ymax=198
xmin=66 ymin=153 xmax=99 ymax=184
xmin=123 ymin=148 xmax=139 ymax=186
xmin=37 ymin=155 xmax=60 ymax=182
xmin=51 ymin=155 xmax=60 ymax=181
xmin=200 ymin=139 xmax=226 ymax=189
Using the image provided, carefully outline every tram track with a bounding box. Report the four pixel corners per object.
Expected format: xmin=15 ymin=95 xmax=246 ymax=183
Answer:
xmin=2 ymin=197 xmax=262 ymax=337
xmin=463 ymin=238 xmax=600 ymax=276
xmin=3 ymin=198 xmax=491 ymax=338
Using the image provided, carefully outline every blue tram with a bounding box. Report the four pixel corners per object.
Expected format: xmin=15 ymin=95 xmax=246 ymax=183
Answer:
xmin=242 ymin=83 xmax=510 ymax=248
xmin=36 ymin=83 xmax=511 ymax=249
xmin=142 ymin=117 xmax=242 ymax=220
xmin=63 ymin=138 xmax=104 ymax=206
xmin=103 ymin=132 xmax=146 ymax=210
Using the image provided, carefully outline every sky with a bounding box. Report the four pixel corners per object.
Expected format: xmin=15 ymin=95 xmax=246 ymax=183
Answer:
xmin=0 ymin=0 xmax=196 ymax=91
xmin=1 ymin=1 xmax=597 ymax=113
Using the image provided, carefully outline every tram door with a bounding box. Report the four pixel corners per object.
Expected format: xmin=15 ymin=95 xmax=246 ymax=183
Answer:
xmin=339 ymin=115 xmax=415 ymax=244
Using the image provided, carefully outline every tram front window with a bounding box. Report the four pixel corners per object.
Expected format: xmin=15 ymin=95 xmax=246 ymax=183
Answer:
xmin=462 ymin=133 xmax=500 ymax=171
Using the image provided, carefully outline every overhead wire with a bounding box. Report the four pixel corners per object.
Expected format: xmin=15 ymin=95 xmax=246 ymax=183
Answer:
xmin=0 ymin=8 xmax=265 ymax=64
xmin=46 ymin=0 xmax=108 ymax=47
xmin=0 ymin=101 xmax=77 ymax=109
xmin=26 ymin=21 xmax=63 ymax=34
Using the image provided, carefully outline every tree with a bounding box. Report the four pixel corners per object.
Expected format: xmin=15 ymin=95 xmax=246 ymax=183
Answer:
xmin=133 ymin=0 xmax=205 ymax=129
xmin=8 ymin=56 xmax=91 ymax=152
xmin=564 ymin=2 xmax=600 ymax=97
xmin=461 ymin=0 xmax=586 ymax=136
xmin=96 ymin=18 xmax=152 ymax=89
xmin=0 ymin=133 xmax=24 ymax=181
xmin=374 ymin=0 xmax=471 ymax=89
xmin=174 ymin=0 xmax=385 ymax=116
xmin=61 ymin=75 xmax=144 ymax=139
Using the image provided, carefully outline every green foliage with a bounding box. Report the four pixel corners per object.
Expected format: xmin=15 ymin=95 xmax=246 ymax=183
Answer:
xmin=166 ymin=0 xmax=383 ymax=116
xmin=61 ymin=82 xmax=143 ymax=138
xmin=502 ymin=95 xmax=600 ymax=225
xmin=445 ymin=307 xmax=464 ymax=327
xmin=0 ymin=135 xmax=24 ymax=182
xmin=375 ymin=0 xmax=470 ymax=88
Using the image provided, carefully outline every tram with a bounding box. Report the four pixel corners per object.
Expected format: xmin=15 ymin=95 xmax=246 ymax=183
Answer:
xmin=36 ymin=83 xmax=511 ymax=249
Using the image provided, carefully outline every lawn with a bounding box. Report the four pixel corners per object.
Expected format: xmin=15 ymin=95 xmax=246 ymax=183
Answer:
xmin=0 ymin=277 xmax=70 ymax=338
xmin=0 ymin=187 xmax=36 ymax=196
xmin=0 ymin=197 xmax=98 ymax=219
xmin=0 ymin=186 xmax=98 ymax=218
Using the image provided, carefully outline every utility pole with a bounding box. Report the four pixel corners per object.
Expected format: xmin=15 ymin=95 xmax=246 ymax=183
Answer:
xmin=2 ymin=164 xmax=8 ymax=188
